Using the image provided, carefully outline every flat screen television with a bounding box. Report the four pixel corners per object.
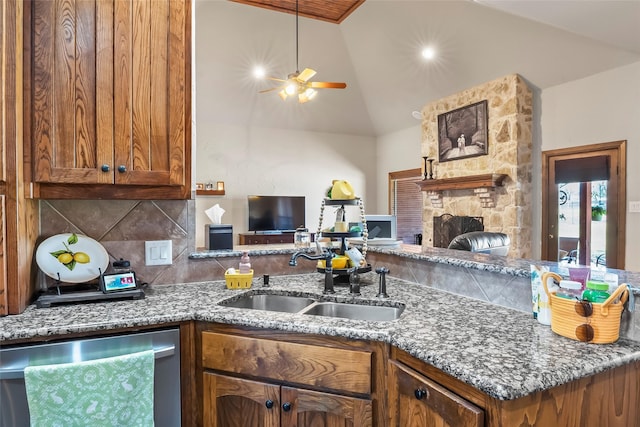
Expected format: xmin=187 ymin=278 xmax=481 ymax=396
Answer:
xmin=248 ymin=195 xmax=305 ymax=233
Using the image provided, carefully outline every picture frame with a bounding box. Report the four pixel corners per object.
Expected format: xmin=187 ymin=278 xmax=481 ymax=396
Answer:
xmin=437 ymin=100 xmax=488 ymax=162
xmin=195 ymin=183 xmax=204 ymax=190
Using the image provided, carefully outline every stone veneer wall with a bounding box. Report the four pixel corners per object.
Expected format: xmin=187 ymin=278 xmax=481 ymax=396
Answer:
xmin=420 ymin=74 xmax=533 ymax=258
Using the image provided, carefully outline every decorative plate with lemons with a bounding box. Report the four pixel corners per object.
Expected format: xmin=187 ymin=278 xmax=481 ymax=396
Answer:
xmin=36 ymin=233 xmax=109 ymax=283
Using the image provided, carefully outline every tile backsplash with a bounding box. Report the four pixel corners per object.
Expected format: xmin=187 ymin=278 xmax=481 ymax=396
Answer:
xmin=39 ymin=200 xmax=196 ymax=287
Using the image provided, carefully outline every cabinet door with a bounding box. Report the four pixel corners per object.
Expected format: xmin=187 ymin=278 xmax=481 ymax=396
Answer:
xmin=281 ymin=386 xmax=372 ymax=427
xmin=388 ymin=361 xmax=484 ymax=427
xmin=0 ymin=196 xmax=6 ymax=315
xmin=31 ymin=0 xmax=188 ymax=187
xmin=31 ymin=0 xmax=114 ymax=184
xmin=203 ymin=372 xmax=280 ymax=427
xmin=112 ymin=0 xmax=187 ymax=186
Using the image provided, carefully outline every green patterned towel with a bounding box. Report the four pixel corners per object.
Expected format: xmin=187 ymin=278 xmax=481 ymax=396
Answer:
xmin=24 ymin=349 xmax=155 ymax=427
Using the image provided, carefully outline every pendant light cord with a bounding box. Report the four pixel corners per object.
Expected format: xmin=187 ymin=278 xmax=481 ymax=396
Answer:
xmin=295 ymin=0 xmax=299 ymax=73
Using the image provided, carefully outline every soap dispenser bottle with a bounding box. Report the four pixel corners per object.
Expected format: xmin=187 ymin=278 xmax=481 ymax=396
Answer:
xmin=239 ymin=251 xmax=251 ymax=274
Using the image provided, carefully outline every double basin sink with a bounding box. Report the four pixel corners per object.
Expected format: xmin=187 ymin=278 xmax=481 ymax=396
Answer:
xmin=219 ymin=293 xmax=405 ymax=322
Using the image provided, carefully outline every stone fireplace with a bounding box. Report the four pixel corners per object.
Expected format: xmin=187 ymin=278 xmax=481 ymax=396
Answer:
xmin=418 ymin=74 xmax=533 ymax=258
xmin=433 ymin=214 xmax=484 ymax=249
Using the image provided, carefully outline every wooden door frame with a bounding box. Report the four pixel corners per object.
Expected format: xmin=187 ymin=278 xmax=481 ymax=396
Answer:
xmin=388 ymin=168 xmax=421 ymax=214
xmin=541 ymin=140 xmax=626 ymax=269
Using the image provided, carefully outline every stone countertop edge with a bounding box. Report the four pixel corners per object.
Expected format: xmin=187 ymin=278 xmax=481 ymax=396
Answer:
xmin=2 ymin=274 xmax=640 ymax=402
xmin=190 ymin=244 xmax=640 ymax=288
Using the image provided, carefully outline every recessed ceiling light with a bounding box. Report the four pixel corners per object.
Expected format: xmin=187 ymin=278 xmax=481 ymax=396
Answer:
xmin=421 ymin=46 xmax=436 ymax=60
xmin=253 ymin=66 xmax=266 ymax=79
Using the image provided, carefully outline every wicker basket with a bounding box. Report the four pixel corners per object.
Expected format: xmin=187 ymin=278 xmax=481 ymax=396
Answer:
xmin=225 ymin=269 xmax=253 ymax=289
xmin=542 ymin=272 xmax=628 ymax=344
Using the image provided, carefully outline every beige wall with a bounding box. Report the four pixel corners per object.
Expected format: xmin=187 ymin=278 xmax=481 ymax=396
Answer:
xmin=376 ymin=61 xmax=640 ymax=270
xmin=193 ymin=123 xmax=378 ymax=248
xmin=540 ymin=61 xmax=640 ymax=271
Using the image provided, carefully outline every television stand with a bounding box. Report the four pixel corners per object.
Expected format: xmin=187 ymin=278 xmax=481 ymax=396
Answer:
xmin=239 ymin=232 xmax=315 ymax=245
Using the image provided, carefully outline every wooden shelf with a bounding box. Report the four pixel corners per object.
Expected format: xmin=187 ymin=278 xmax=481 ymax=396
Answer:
xmin=416 ymin=173 xmax=507 ymax=192
xmin=196 ymin=189 xmax=225 ymax=196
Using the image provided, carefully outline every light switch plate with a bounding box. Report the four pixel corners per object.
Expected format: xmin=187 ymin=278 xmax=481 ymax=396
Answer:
xmin=630 ymin=201 xmax=640 ymax=213
xmin=145 ymin=240 xmax=173 ymax=266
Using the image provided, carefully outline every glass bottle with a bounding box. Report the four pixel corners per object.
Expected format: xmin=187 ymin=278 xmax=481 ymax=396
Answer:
xmin=239 ymin=251 xmax=251 ymax=274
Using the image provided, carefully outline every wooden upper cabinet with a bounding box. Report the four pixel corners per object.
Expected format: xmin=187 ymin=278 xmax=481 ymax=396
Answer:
xmin=30 ymin=0 xmax=189 ymax=193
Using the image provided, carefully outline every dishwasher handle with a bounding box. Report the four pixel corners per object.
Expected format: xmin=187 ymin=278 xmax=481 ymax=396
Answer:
xmin=0 ymin=344 xmax=175 ymax=380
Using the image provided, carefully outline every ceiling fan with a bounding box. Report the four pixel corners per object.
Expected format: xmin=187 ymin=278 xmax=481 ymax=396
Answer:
xmin=259 ymin=0 xmax=347 ymax=103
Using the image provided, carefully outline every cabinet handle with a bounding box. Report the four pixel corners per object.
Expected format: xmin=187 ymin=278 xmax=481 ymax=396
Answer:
xmin=414 ymin=388 xmax=428 ymax=400
xmin=265 ymin=400 xmax=274 ymax=409
xmin=101 ymin=165 xmax=110 ymax=172
xmin=117 ymin=165 xmax=127 ymax=173
xmin=282 ymin=402 xmax=292 ymax=412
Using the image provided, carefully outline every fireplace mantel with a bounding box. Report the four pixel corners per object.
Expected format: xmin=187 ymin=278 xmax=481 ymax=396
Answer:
xmin=416 ymin=173 xmax=507 ymax=192
xmin=417 ymin=173 xmax=508 ymax=208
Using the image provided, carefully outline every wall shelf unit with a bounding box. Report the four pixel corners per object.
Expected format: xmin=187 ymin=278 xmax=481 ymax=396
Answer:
xmin=196 ymin=190 xmax=225 ymax=196
xmin=416 ymin=173 xmax=508 ymax=208
xmin=416 ymin=173 xmax=507 ymax=192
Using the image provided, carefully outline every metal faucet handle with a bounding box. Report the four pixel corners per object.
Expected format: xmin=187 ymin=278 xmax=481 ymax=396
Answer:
xmin=349 ymin=270 xmax=361 ymax=296
xmin=375 ymin=266 xmax=389 ymax=298
xmin=375 ymin=267 xmax=390 ymax=275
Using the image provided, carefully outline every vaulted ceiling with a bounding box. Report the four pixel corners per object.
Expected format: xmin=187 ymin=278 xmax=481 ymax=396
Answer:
xmin=195 ymin=0 xmax=640 ymax=137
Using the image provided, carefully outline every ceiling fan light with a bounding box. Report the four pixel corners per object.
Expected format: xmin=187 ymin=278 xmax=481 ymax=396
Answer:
xmin=285 ymin=83 xmax=297 ymax=96
xmin=305 ymin=88 xmax=317 ymax=99
xmin=278 ymin=89 xmax=288 ymax=100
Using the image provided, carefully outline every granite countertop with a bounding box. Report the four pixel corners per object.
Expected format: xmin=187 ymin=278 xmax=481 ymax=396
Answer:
xmin=191 ymin=243 xmax=640 ymax=284
xmin=2 ymin=273 xmax=640 ymax=402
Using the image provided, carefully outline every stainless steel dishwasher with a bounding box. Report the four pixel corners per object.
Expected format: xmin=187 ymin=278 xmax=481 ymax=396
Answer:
xmin=0 ymin=328 xmax=181 ymax=427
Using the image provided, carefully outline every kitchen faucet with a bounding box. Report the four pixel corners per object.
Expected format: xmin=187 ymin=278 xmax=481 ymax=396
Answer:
xmin=289 ymin=250 xmax=335 ymax=294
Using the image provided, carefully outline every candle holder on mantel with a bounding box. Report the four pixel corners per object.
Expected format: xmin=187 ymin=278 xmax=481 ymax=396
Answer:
xmin=422 ymin=156 xmax=435 ymax=180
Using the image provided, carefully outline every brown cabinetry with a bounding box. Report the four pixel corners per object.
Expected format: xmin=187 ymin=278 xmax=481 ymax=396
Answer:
xmin=239 ymin=233 xmax=294 ymax=245
xmin=1 ymin=0 xmax=39 ymax=315
xmin=199 ymin=326 xmax=380 ymax=426
xmin=27 ymin=0 xmax=191 ymax=199
xmin=238 ymin=233 xmax=315 ymax=245
xmin=388 ymin=360 xmax=483 ymax=427
xmin=204 ymin=372 xmax=372 ymax=427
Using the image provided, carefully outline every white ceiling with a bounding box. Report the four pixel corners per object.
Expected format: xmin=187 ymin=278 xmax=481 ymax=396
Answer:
xmin=195 ymin=0 xmax=640 ymax=137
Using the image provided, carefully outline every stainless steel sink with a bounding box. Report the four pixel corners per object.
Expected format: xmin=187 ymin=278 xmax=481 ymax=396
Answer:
xmin=220 ymin=294 xmax=315 ymax=313
xmin=219 ymin=293 xmax=404 ymax=321
xmin=300 ymin=302 xmax=404 ymax=321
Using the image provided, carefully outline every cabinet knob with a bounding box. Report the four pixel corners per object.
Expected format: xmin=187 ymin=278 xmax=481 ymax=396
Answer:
xmin=117 ymin=165 xmax=127 ymax=173
xmin=414 ymin=388 xmax=428 ymax=400
xmin=265 ymin=400 xmax=274 ymax=409
xmin=101 ymin=164 xmax=110 ymax=172
xmin=282 ymin=402 xmax=292 ymax=412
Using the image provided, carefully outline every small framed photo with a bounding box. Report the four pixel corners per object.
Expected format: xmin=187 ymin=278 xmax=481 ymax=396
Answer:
xmin=195 ymin=183 xmax=204 ymax=190
xmin=437 ymin=100 xmax=488 ymax=162
xmin=101 ymin=271 xmax=137 ymax=293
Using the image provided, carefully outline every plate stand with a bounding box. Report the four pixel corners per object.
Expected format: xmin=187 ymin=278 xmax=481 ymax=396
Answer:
xmin=36 ymin=269 xmax=145 ymax=308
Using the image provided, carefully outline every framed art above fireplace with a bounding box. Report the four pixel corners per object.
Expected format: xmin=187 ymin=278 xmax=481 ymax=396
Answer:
xmin=437 ymin=100 xmax=488 ymax=162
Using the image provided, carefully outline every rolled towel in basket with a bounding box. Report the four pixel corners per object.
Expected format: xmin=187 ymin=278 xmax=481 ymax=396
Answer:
xmin=24 ymin=349 xmax=155 ymax=427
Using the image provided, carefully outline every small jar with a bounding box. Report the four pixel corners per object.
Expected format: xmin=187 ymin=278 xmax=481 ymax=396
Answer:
xmin=294 ymin=227 xmax=311 ymax=248
xmin=582 ymin=280 xmax=610 ymax=303
xmin=556 ymin=280 xmax=583 ymax=300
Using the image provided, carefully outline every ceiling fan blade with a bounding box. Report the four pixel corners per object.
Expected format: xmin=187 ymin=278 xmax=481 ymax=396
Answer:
xmin=258 ymin=86 xmax=284 ymax=94
xmin=297 ymin=68 xmax=317 ymax=82
xmin=265 ymin=76 xmax=287 ymax=82
xmin=308 ymin=82 xmax=347 ymax=89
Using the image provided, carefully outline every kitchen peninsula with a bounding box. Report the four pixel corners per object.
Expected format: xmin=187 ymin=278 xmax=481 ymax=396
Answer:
xmin=2 ymin=246 xmax=640 ymax=426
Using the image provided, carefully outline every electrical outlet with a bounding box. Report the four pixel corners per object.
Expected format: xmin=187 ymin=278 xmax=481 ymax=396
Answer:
xmin=145 ymin=240 xmax=173 ymax=266
xmin=630 ymin=201 xmax=640 ymax=213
